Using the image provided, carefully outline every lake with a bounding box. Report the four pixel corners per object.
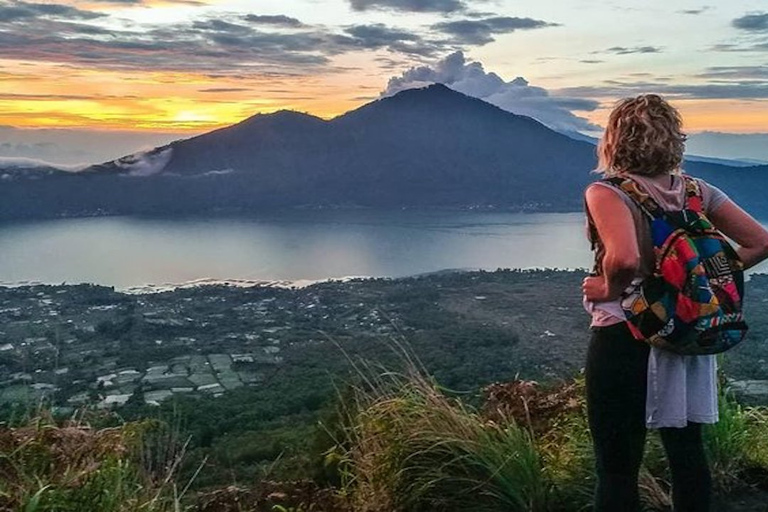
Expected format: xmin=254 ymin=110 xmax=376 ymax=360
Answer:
xmin=1 ymin=210 xmax=766 ymax=289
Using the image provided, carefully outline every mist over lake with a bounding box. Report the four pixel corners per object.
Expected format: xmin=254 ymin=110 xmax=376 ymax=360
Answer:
xmin=0 ymin=211 xmax=597 ymax=289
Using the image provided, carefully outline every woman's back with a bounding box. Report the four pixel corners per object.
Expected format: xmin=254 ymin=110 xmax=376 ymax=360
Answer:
xmin=581 ymin=93 xmax=768 ymax=512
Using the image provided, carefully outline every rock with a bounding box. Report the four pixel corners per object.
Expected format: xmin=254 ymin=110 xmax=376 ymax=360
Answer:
xmin=727 ymin=380 xmax=768 ymax=406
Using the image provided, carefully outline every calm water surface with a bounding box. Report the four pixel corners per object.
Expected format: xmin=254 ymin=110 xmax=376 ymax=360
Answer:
xmin=1 ymin=211 xmax=765 ymax=289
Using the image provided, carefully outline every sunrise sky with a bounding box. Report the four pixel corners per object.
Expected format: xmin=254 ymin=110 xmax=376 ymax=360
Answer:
xmin=1 ymin=0 xmax=768 ymax=163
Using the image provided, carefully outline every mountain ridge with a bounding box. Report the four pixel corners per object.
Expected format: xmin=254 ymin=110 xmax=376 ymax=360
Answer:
xmin=0 ymin=84 xmax=766 ymax=220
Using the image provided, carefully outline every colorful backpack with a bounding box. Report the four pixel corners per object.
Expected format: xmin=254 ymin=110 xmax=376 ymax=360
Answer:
xmin=594 ymin=175 xmax=748 ymax=355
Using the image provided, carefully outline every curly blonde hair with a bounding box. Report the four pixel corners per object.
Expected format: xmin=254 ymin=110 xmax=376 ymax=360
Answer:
xmin=597 ymin=94 xmax=686 ymax=177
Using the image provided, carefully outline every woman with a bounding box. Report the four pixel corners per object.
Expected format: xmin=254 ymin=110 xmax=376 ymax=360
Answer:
xmin=582 ymin=94 xmax=768 ymax=511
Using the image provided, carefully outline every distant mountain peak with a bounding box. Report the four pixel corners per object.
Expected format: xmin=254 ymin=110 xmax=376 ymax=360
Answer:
xmin=421 ymin=82 xmax=454 ymax=92
xmin=235 ymin=109 xmax=324 ymax=127
xmin=380 ymin=82 xmax=515 ymax=117
xmin=388 ymin=82 xmax=465 ymax=101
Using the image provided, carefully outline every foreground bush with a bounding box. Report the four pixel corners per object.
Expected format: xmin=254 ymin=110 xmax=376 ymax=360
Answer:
xmin=0 ymin=414 xmax=184 ymax=512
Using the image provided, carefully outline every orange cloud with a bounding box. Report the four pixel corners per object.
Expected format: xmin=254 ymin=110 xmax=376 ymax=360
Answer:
xmin=0 ymin=59 xmax=378 ymax=132
xmin=584 ymin=98 xmax=768 ymax=134
xmin=675 ymin=99 xmax=768 ymax=133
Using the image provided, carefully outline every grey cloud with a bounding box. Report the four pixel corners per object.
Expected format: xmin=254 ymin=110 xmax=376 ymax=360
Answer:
xmin=464 ymin=10 xmax=499 ymax=19
xmin=710 ymin=43 xmax=741 ymax=52
xmin=666 ymin=83 xmax=768 ymax=98
xmin=0 ymin=22 xmax=336 ymax=72
xmin=383 ymin=51 xmax=600 ymax=133
xmin=0 ymin=4 xmax=526 ymax=76
xmin=712 ymin=41 xmax=768 ymax=52
xmin=696 ymin=66 xmax=768 ymax=80
xmin=192 ymin=19 xmax=253 ymax=34
xmin=64 ymin=23 xmax=116 ymax=36
xmin=679 ymin=7 xmax=710 ymax=15
xmin=433 ymin=17 xmax=557 ymax=45
xmin=345 ymin=24 xmax=419 ymax=44
xmin=603 ymin=46 xmax=663 ymax=55
xmin=0 ymin=0 xmax=105 ymax=22
xmin=733 ymin=12 xmax=768 ymax=31
xmin=0 ymin=7 xmax=448 ymax=74
xmin=557 ymin=80 xmax=768 ymax=100
xmin=244 ymin=15 xmax=306 ymax=28
xmin=341 ymin=24 xmax=436 ymax=55
xmin=374 ymin=56 xmax=410 ymax=70
xmin=349 ymin=0 xmax=466 ymax=13
xmin=553 ymin=97 xmax=602 ymax=111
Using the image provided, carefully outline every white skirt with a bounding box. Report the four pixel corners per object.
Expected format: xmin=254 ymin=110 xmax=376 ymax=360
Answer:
xmin=645 ymin=348 xmax=719 ymax=428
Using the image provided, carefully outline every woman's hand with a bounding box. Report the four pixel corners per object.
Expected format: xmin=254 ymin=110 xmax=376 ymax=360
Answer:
xmin=708 ymin=199 xmax=768 ymax=270
xmin=583 ymin=275 xmax=612 ymax=302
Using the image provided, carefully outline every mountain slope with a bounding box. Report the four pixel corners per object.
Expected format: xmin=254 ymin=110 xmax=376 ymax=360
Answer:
xmin=324 ymin=84 xmax=596 ymax=207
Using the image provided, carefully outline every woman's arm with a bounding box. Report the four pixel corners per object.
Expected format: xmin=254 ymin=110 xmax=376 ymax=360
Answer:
xmin=582 ymin=184 xmax=640 ymax=302
xmin=708 ymin=199 xmax=768 ymax=270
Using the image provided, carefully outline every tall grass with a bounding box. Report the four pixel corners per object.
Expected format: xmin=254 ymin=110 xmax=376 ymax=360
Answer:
xmin=329 ymin=354 xmax=768 ymax=512
xmin=537 ymin=406 xmax=595 ymax=511
xmin=333 ymin=360 xmax=553 ymax=512
xmin=704 ymin=384 xmax=768 ymax=492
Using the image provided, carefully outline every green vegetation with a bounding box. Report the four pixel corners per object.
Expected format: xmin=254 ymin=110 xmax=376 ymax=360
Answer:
xmin=4 ymin=365 xmax=768 ymax=511
xmin=3 ymin=270 xmax=768 ymax=509
xmin=704 ymin=385 xmax=768 ymax=493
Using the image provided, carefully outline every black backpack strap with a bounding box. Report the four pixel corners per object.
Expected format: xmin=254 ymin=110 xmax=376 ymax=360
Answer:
xmin=584 ymin=192 xmax=603 ymax=275
xmin=584 ymin=193 xmax=599 ymax=251
xmin=584 ymin=197 xmax=605 ymax=276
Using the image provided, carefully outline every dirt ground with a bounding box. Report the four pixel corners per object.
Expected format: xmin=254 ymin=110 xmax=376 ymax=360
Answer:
xmin=717 ymin=489 xmax=768 ymax=511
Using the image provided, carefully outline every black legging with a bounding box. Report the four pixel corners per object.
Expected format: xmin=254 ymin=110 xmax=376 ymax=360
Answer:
xmin=585 ymin=322 xmax=712 ymax=511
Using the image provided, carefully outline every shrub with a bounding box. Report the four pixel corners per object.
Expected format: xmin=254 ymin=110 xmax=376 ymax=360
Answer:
xmin=0 ymin=414 xmax=186 ymax=512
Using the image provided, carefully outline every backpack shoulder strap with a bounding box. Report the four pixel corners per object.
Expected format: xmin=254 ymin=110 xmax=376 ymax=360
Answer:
xmin=584 ymin=195 xmax=603 ymax=275
xmin=601 ymin=176 xmax=664 ymax=220
xmin=680 ymin=175 xmax=704 ymax=213
xmin=584 ymin=194 xmax=599 ymax=251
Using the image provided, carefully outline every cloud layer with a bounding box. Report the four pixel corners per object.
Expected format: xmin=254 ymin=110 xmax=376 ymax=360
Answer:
xmin=433 ymin=17 xmax=558 ymax=45
xmin=349 ymin=0 xmax=467 ymax=13
xmin=0 ymin=2 xmax=557 ymax=76
xmin=0 ymin=1 xmax=105 ymax=21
